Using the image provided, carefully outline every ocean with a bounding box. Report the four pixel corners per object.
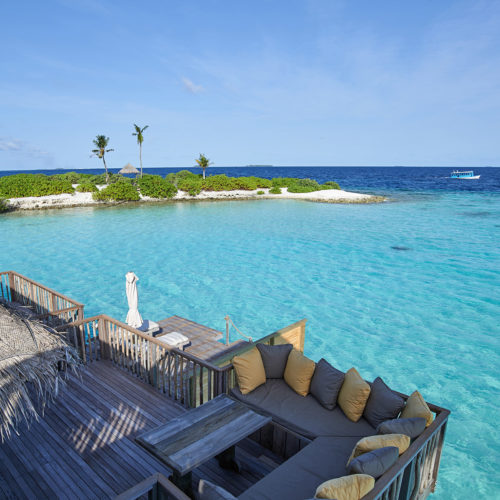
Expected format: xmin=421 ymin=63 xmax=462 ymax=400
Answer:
xmin=1 ymin=166 xmax=499 ymax=498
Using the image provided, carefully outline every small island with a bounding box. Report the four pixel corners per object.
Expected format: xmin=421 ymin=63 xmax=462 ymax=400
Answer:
xmin=0 ymin=171 xmax=385 ymax=212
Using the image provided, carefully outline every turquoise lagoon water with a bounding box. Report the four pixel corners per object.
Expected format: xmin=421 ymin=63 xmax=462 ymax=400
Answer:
xmin=1 ymin=185 xmax=499 ymax=498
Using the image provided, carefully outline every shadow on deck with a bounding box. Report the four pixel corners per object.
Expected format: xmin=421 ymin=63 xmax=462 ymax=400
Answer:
xmin=0 ymin=361 xmax=282 ymax=499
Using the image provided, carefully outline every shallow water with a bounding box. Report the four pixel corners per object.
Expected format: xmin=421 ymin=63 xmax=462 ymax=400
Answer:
xmin=1 ymin=169 xmax=499 ymax=498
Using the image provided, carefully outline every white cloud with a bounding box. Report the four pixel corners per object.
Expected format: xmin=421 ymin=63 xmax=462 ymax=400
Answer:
xmin=0 ymin=137 xmax=52 ymax=159
xmin=0 ymin=139 xmax=23 ymax=151
xmin=181 ymin=77 xmax=204 ymax=94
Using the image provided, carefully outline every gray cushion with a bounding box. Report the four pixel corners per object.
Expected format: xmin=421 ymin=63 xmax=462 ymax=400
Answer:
xmin=309 ymin=358 xmax=344 ymax=410
xmin=347 ymin=446 xmax=399 ymax=479
xmin=256 ymin=343 xmax=293 ymax=378
xmin=239 ymin=436 xmax=358 ymax=500
xmin=197 ymin=479 xmax=237 ymax=500
xmin=363 ymin=377 xmax=405 ymax=428
xmin=377 ymin=417 xmax=427 ymax=439
xmin=231 ymin=379 xmax=375 ymax=439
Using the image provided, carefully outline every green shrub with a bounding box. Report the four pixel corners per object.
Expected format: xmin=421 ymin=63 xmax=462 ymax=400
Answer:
xmin=286 ymin=178 xmax=321 ymax=193
xmin=0 ymin=174 xmax=75 ymax=198
xmin=256 ymin=190 xmax=265 ymax=195
xmin=76 ymin=181 xmax=98 ymax=193
xmin=137 ymin=174 xmax=177 ymax=199
xmin=93 ymin=180 xmax=140 ymax=201
xmin=269 ymin=186 xmax=281 ymax=194
xmin=165 ymin=170 xmax=201 ymax=186
xmin=0 ymin=198 xmax=9 ymax=213
xmin=231 ymin=176 xmax=272 ymax=190
xmin=202 ymin=175 xmax=238 ymax=191
xmin=271 ymin=177 xmax=297 ymax=188
xmin=321 ymin=181 xmax=341 ymax=190
xmin=53 ymin=172 xmax=93 ymax=184
xmin=177 ymin=176 xmax=203 ymax=196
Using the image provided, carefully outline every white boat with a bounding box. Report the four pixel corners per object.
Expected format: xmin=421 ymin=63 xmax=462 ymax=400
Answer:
xmin=450 ymin=170 xmax=480 ymax=179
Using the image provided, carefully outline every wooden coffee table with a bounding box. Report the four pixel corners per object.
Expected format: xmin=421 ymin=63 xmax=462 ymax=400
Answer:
xmin=136 ymin=394 xmax=271 ymax=496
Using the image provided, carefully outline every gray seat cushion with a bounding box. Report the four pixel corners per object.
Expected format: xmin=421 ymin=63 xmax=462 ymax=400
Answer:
xmin=231 ymin=379 xmax=375 ymax=439
xmin=309 ymin=358 xmax=345 ymax=410
xmin=239 ymin=436 xmax=358 ymax=500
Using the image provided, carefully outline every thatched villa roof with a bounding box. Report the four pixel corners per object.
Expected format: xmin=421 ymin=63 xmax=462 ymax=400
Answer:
xmin=0 ymin=301 xmax=81 ymax=441
xmin=119 ymin=163 xmax=140 ymax=174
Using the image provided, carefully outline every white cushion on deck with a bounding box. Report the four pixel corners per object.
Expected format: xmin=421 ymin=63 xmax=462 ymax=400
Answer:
xmin=137 ymin=319 xmax=160 ymax=334
xmin=156 ymin=331 xmax=189 ymax=348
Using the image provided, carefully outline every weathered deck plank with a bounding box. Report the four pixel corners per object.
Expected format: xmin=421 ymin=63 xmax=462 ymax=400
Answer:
xmin=157 ymin=315 xmax=248 ymax=362
xmin=0 ymin=361 xmax=281 ymax=499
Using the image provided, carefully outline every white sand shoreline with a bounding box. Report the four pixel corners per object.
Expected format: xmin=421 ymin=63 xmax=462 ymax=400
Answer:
xmin=4 ymin=187 xmax=385 ymax=211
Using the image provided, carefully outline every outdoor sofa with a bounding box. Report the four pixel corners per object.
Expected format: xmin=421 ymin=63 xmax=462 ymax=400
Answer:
xmin=197 ymin=343 xmax=449 ymax=500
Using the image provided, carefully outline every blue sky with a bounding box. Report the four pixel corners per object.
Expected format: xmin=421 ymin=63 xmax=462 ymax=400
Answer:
xmin=1 ymin=0 xmax=499 ymax=170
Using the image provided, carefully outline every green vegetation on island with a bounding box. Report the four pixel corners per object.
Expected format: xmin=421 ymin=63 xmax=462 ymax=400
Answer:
xmin=0 ymin=170 xmax=341 ymax=203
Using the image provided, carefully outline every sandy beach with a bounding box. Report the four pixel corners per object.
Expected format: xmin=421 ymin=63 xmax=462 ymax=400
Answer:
xmin=4 ymin=186 xmax=385 ymax=211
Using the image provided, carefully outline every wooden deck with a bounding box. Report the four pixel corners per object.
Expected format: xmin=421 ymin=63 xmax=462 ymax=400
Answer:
xmin=157 ymin=315 xmax=248 ymax=362
xmin=0 ymin=361 xmax=283 ymax=499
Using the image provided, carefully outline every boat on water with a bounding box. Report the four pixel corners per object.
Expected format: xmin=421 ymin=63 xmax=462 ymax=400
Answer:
xmin=451 ymin=170 xmax=480 ymax=179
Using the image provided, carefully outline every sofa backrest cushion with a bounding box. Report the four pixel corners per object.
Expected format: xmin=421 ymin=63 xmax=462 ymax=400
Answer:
xmin=310 ymin=358 xmax=345 ymax=410
xmin=363 ymin=377 xmax=405 ymax=428
xmin=347 ymin=433 xmax=410 ymax=465
xmin=347 ymin=446 xmax=399 ymax=479
xmin=232 ymin=347 xmax=266 ymax=395
xmin=256 ymin=343 xmax=293 ymax=378
xmin=315 ymin=474 xmax=375 ymax=500
xmin=401 ymin=390 xmax=434 ymax=427
xmin=377 ymin=417 xmax=427 ymax=439
xmin=284 ymin=349 xmax=316 ymax=396
xmin=338 ymin=368 xmax=371 ymax=422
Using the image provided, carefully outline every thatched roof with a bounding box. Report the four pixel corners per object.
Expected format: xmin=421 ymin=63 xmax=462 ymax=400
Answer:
xmin=119 ymin=163 xmax=140 ymax=174
xmin=0 ymin=301 xmax=82 ymax=441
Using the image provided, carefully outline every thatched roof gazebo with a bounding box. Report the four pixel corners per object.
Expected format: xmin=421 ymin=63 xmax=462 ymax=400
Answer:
xmin=0 ymin=301 xmax=81 ymax=441
xmin=119 ymin=163 xmax=140 ymax=175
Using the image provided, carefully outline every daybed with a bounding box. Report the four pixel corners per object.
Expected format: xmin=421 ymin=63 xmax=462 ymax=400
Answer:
xmin=197 ymin=342 xmax=449 ymax=500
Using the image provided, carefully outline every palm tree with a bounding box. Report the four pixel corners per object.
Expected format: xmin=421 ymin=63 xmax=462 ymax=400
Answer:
xmin=195 ymin=153 xmax=212 ymax=180
xmin=91 ymin=135 xmax=114 ymax=183
xmin=132 ymin=124 xmax=149 ymax=178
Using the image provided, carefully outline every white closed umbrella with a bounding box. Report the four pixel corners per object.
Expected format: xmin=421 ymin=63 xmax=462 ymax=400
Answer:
xmin=125 ymin=271 xmax=143 ymax=328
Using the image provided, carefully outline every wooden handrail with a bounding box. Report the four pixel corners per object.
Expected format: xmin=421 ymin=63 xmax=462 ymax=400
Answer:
xmin=115 ymin=472 xmax=191 ymax=500
xmin=35 ymin=305 xmax=80 ymax=319
xmin=363 ymin=406 xmax=450 ymax=499
xmin=3 ymin=270 xmax=84 ymax=306
xmin=63 ymin=314 xmax=225 ymax=373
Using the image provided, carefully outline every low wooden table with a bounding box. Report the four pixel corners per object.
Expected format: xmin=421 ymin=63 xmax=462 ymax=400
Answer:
xmin=136 ymin=394 xmax=271 ymax=496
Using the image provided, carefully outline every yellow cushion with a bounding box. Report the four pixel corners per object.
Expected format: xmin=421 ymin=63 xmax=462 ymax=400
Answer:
xmin=284 ymin=349 xmax=316 ymax=396
xmin=401 ymin=390 xmax=434 ymax=427
xmin=347 ymin=433 xmax=411 ymax=465
xmin=233 ymin=348 xmax=266 ymax=395
xmin=315 ymin=474 xmax=375 ymax=500
xmin=337 ymin=367 xmax=371 ymax=422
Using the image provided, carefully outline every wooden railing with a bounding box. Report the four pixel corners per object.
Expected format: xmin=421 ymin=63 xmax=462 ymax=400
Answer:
xmin=0 ymin=270 xmax=84 ymax=325
xmin=365 ymin=399 xmax=450 ymax=500
xmin=60 ymin=314 xmax=232 ymax=408
xmin=115 ymin=472 xmax=190 ymax=500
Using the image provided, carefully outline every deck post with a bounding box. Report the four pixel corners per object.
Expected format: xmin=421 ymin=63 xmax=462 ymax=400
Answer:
xmin=8 ymin=271 xmax=17 ymax=302
xmin=99 ymin=317 xmax=110 ymax=360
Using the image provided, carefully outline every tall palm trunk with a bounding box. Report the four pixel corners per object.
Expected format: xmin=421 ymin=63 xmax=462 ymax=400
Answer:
xmin=139 ymin=144 xmax=143 ymax=178
xmin=202 ymin=168 xmax=206 ymax=180
xmin=102 ymin=156 xmax=109 ymax=183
